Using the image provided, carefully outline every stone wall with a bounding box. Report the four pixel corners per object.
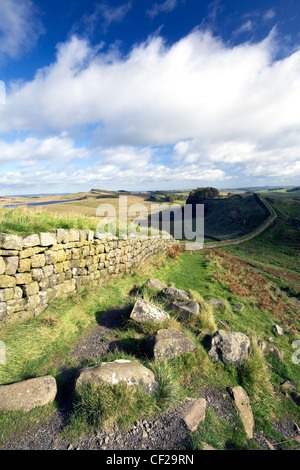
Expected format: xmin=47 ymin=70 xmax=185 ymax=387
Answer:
xmin=0 ymin=230 xmax=175 ymax=324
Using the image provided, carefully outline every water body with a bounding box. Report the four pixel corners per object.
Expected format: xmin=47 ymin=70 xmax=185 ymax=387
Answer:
xmin=3 ymin=198 xmax=84 ymax=209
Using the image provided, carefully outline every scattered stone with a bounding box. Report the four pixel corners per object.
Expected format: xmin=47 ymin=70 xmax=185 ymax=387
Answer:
xmin=168 ymin=301 xmax=200 ymax=319
xmin=291 ymin=392 xmax=300 ymax=407
xmin=281 ymin=380 xmax=296 ymax=392
xmin=145 ymin=279 xmax=167 ymax=290
xmin=273 ymin=324 xmax=285 ymax=336
xmin=146 ymin=328 xmax=196 ymax=360
xmin=201 ymin=442 xmax=217 ymax=450
xmin=0 ymin=376 xmax=57 ymax=412
xmin=130 ymin=298 xmax=170 ymax=324
xmin=76 ymin=359 xmax=158 ymax=394
xmin=209 ymin=330 xmax=251 ymax=366
xmin=207 ymin=299 xmax=224 ymax=308
xmin=269 ymin=345 xmax=284 ymax=363
xmin=233 ymin=305 xmax=244 ymax=312
xmin=228 ymin=386 xmax=254 ymax=439
xmin=181 ymin=397 xmax=206 ymax=432
xmin=162 ymin=286 xmax=190 ymax=302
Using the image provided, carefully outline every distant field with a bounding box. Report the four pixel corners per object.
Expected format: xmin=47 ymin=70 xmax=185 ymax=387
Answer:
xmin=258 ymin=189 xmax=300 ymax=200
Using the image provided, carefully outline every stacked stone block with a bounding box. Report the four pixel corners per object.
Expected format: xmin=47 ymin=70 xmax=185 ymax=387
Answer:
xmin=0 ymin=231 xmax=174 ymax=323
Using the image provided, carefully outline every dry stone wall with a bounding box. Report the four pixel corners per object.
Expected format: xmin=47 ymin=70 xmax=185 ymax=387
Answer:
xmin=0 ymin=230 xmax=175 ymax=324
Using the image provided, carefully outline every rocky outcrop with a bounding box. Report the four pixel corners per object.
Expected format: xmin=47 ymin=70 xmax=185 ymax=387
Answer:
xmin=209 ymin=330 xmax=251 ymax=365
xmin=146 ymin=328 xmax=196 ymax=360
xmin=228 ymin=386 xmax=254 ymax=439
xmin=168 ymin=301 xmax=200 ymax=320
xmin=162 ymin=287 xmax=190 ymax=302
xmin=76 ymin=359 xmax=158 ymax=394
xmin=0 ymin=376 xmax=57 ymax=411
xmin=130 ymin=298 xmax=170 ymax=324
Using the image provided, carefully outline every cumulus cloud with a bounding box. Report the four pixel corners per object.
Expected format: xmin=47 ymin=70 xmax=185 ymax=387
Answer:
xmin=1 ymin=28 xmax=300 ymax=188
xmin=0 ymin=0 xmax=43 ymax=60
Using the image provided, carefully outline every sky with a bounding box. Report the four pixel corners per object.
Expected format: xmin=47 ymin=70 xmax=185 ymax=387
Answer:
xmin=0 ymin=0 xmax=300 ymax=195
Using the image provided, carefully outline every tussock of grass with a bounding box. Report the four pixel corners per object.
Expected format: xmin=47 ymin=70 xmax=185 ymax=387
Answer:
xmin=189 ymin=290 xmax=217 ymax=334
xmin=150 ymin=360 xmax=183 ymax=410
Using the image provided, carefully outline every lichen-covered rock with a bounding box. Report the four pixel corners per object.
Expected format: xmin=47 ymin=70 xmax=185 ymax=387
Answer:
xmin=146 ymin=328 xmax=196 ymax=360
xmin=130 ymin=298 xmax=170 ymax=323
xmin=145 ymin=278 xmax=167 ymax=290
xmin=23 ymin=234 xmax=40 ymax=248
xmin=39 ymin=233 xmax=57 ymax=247
xmin=0 ymin=376 xmax=57 ymax=411
xmin=168 ymin=301 xmax=199 ymax=319
xmin=0 ymin=257 xmax=5 ymax=275
xmin=0 ymin=275 xmax=16 ymax=288
xmin=0 ymin=233 xmax=23 ymax=250
xmin=209 ymin=330 xmax=251 ymax=366
xmin=228 ymin=386 xmax=254 ymax=439
xmin=4 ymin=256 xmax=19 ymax=275
xmin=162 ymin=286 xmax=190 ymax=301
xmin=76 ymin=359 xmax=158 ymax=394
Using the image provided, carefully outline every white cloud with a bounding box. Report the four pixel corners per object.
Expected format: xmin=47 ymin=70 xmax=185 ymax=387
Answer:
xmin=264 ymin=9 xmax=276 ymax=21
xmin=234 ymin=20 xmax=254 ymax=35
xmin=147 ymin=0 xmax=180 ymax=19
xmin=0 ymin=0 xmax=43 ymax=60
xmin=84 ymin=2 xmax=132 ymax=33
xmin=1 ymin=29 xmax=300 ymax=186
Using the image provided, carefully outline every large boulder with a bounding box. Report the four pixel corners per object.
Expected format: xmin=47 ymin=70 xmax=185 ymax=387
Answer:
xmin=145 ymin=279 xmax=167 ymax=290
xmin=0 ymin=376 xmax=57 ymax=412
xmin=130 ymin=298 xmax=170 ymax=323
xmin=76 ymin=359 xmax=158 ymax=394
xmin=228 ymin=386 xmax=254 ymax=439
xmin=146 ymin=328 xmax=197 ymax=360
xmin=168 ymin=301 xmax=200 ymax=320
xmin=209 ymin=330 xmax=251 ymax=366
xmin=162 ymin=286 xmax=190 ymax=302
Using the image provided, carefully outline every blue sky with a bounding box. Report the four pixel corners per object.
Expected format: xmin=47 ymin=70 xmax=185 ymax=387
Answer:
xmin=0 ymin=0 xmax=300 ymax=195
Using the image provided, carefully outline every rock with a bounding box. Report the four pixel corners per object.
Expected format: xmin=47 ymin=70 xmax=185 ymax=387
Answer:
xmin=208 ymin=330 xmax=251 ymax=366
xmin=23 ymin=234 xmax=40 ymax=248
xmin=291 ymin=392 xmax=300 ymax=407
xmin=273 ymin=324 xmax=285 ymax=336
xmin=181 ymin=397 xmax=207 ymax=431
xmin=130 ymin=298 xmax=170 ymax=324
xmin=0 ymin=376 xmax=57 ymax=411
xmin=228 ymin=386 xmax=254 ymax=439
xmin=39 ymin=233 xmax=57 ymax=247
xmin=76 ymin=359 xmax=158 ymax=394
xmin=146 ymin=328 xmax=196 ymax=360
xmin=233 ymin=305 xmax=244 ymax=312
xmin=162 ymin=286 xmax=190 ymax=302
xmin=281 ymin=380 xmax=296 ymax=392
xmin=201 ymin=442 xmax=217 ymax=450
xmin=269 ymin=345 xmax=284 ymax=363
xmin=145 ymin=279 xmax=167 ymax=290
xmin=207 ymin=299 xmax=224 ymax=308
xmin=168 ymin=301 xmax=200 ymax=319
xmin=0 ymin=275 xmax=16 ymax=288
xmin=0 ymin=257 xmax=6 ymax=275
xmin=292 ymin=435 xmax=300 ymax=444
xmin=0 ymin=233 xmax=23 ymax=250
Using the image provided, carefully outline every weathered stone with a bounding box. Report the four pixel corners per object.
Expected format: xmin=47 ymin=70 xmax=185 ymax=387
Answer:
xmin=130 ymin=298 xmax=170 ymax=324
xmin=0 ymin=233 xmax=23 ymax=250
xmin=269 ymin=345 xmax=284 ymax=363
xmin=0 ymin=288 xmax=14 ymax=302
xmin=146 ymin=328 xmax=197 ymax=360
xmin=162 ymin=286 xmax=190 ymax=301
xmin=4 ymin=256 xmax=18 ymax=275
xmin=23 ymin=234 xmax=40 ymax=248
xmin=181 ymin=397 xmax=207 ymax=431
xmin=39 ymin=233 xmax=57 ymax=247
xmin=273 ymin=324 xmax=285 ymax=336
xmin=76 ymin=359 xmax=158 ymax=394
xmin=168 ymin=300 xmax=200 ymax=320
xmin=145 ymin=278 xmax=167 ymax=290
xmin=0 ymin=257 xmax=5 ymax=275
xmin=0 ymin=302 xmax=7 ymax=320
xmin=31 ymin=254 xmax=46 ymax=268
xmin=281 ymin=380 xmax=296 ymax=392
xmin=23 ymin=281 xmax=39 ymax=297
xmin=31 ymin=268 xmax=44 ymax=282
xmin=209 ymin=330 xmax=251 ymax=366
xmin=51 ymin=229 xmax=70 ymax=244
xmin=26 ymin=294 xmax=40 ymax=310
xmin=207 ymin=299 xmax=224 ymax=308
xmin=201 ymin=442 xmax=217 ymax=450
xmin=0 ymin=376 xmax=57 ymax=411
xmin=18 ymin=258 xmax=32 ymax=272
xmin=0 ymin=275 xmax=16 ymax=288
xmin=229 ymin=386 xmax=254 ymax=439
xmin=15 ymin=272 xmax=32 ymax=285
